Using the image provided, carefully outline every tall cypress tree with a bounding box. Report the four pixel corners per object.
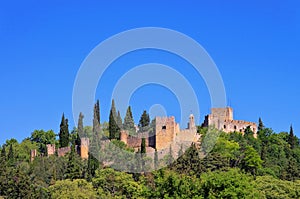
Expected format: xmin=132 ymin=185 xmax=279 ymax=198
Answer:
xmin=8 ymin=144 xmax=14 ymax=162
xmin=123 ymin=106 xmax=135 ymax=133
xmin=1 ymin=145 xmax=6 ymax=160
xmin=289 ymin=125 xmax=296 ymax=149
xmin=59 ymin=113 xmax=70 ymax=147
xmin=109 ymin=99 xmax=120 ymax=139
xmin=78 ymin=112 xmax=84 ymax=137
xmin=117 ymin=110 xmax=123 ymax=130
xmin=258 ymin=118 xmax=264 ymax=132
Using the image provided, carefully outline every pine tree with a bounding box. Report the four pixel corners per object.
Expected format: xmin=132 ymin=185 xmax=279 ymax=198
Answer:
xmin=289 ymin=125 xmax=296 ymax=149
xmin=65 ymin=143 xmax=82 ymax=180
xmin=123 ymin=106 xmax=135 ymax=134
xmin=8 ymin=144 xmax=14 ymax=165
xmin=258 ymin=118 xmax=264 ymax=132
xmin=138 ymin=110 xmax=150 ymax=130
xmin=87 ymin=153 xmax=100 ymax=181
xmin=59 ymin=113 xmax=70 ymax=147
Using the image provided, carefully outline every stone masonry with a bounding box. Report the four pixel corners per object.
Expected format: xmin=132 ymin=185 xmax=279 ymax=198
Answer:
xmin=203 ymin=107 xmax=257 ymax=138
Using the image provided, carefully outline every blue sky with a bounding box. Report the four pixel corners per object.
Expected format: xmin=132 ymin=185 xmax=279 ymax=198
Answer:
xmin=0 ymin=1 xmax=299 ymax=144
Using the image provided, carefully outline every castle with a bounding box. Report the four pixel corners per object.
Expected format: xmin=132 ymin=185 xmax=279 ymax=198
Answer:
xmin=30 ymin=137 xmax=90 ymax=161
xmin=202 ymin=107 xmax=257 ymax=138
xmin=30 ymin=107 xmax=257 ymax=161
xmin=120 ymin=114 xmax=199 ymax=152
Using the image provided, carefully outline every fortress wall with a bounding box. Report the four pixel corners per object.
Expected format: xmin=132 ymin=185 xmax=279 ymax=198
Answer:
xmin=155 ymin=116 xmax=177 ymax=150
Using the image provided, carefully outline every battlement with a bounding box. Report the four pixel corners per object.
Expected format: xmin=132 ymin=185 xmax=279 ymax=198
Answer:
xmin=203 ymin=107 xmax=257 ymax=138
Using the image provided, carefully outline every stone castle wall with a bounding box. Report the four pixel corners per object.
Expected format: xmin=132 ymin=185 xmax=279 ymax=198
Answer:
xmin=203 ymin=107 xmax=257 ymax=138
xmin=120 ymin=114 xmax=198 ymax=151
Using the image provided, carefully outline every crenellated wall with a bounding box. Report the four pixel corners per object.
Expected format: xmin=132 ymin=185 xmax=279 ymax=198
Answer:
xmin=203 ymin=107 xmax=257 ymax=138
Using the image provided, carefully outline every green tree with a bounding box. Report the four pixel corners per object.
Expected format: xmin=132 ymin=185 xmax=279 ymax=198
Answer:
xmin=288 ymin=125 xmax=296 ymax=149
xmin=49 ymin=179 xmax=96 ymax=199
xmin=0 ymin=145 xmax=6 ymax=162
xmin=242 ymin=146 xmax=263 ymax=179
xmin=138 ymin=110 xmax=150 ymax=132
xmin=92 ymin=168 xmax=143 ymax=198
xmin=108 ymin=99 xmax=120 ymax=139
xmin=117 ymin=110 xmax=123 ymax=130
xmin=123 ymin=106 xmax=135 ymax=134
xmin=78 ymin=112 xmax=84 ymax=137
xmin=31 ymin=129 xmax=56 ymax=154
xmin=65 ymin=144 xmax=82 ymax=180
xmin=200 ymin=169 xmax=263 ymax=198
xmin=87 ymin=153 xmax=100 ymax=181
xmin=59 ymin=113 xmax=70 ymax=147
xmin=258 ymin=117 xmax=265 ymax=132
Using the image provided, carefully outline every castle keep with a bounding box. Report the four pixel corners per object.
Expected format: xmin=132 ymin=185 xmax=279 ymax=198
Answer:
xmin=121 ymin=114 xmax=198 ymax=151
xmin=202 ymin=107 xmax=257 ymax=138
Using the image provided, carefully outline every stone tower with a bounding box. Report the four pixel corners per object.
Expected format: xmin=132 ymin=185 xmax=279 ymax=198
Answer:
xmin=46 ymin=144 xmax=56 ymax=156
xmin=155 ymin=116 xmax=177 ymax=150
xmin=188 ymin=114 xmax=196 ymax=130
xmin=80 ymin=137 xmax=89 ymax=159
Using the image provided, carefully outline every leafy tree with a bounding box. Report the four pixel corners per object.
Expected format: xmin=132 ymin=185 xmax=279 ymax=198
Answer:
xmin=200 ymin=169 xmax=263 ymax=198
xmin=92 ymin=168 xmax=143 ymax=198
xmin=108 ymin=99 xmax=120 ymax=139
xmin=255 ymin=175 xmax=300 ymax=199
xmin=31 ymin=129 xmax=56 ymax=154
xmin=49 ymin=179 xmax=96 ymax=199
xmin=123 ymin=106 xmax=135 ymax=134
xmin=242 ymin=146 xmax=263 ymax=179
xmin=59 ymin=113 xmax=70 ymax=147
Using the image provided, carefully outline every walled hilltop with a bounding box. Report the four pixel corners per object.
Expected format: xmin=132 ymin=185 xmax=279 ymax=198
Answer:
xmin=202 ymin=107 xmax=257 ymax=138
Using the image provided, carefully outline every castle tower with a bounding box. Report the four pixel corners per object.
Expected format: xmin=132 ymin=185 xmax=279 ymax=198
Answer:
xmin=155 ymin=116 xmax=177 ymax=150
xmin=30 ymin=149 xmax=37 ymax=161
xmin=120 ymin=130 xmax=128 ymax=145
xmin=80 ymin=137 xmax=89 ymax=159
xmin=46 ymin=144 xmax=56 ymax=156
xmin=188 ymin=114 xmax=196 ymax=130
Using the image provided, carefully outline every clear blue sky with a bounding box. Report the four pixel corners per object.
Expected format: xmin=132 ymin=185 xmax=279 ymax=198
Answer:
xmin=0 ymin=0 xmax=299 ymax=144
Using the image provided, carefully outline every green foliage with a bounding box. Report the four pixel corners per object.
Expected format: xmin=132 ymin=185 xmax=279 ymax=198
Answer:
xmin=255 ymin=175 xmax=300 ymax=199
xmin=78 ymin=112 xmax=84 ymax=137
xmin=31 ymin=129 xmax=56 ymax=155
xmin=92 ymin=168 xmax=143 ymax=198
xmin=59 ymin=113 xmax=70 ymax=148
xmin=139 ymin=110 xmax=150 ymax=131
xmin=49 ymin=179 xmax=96 ymax=199
xmin=200 ymin=169 xmax=263 ymax=198
xmin=109 ymin=99 xmax=120 ymax=139
xmin=241 ymin=146 xmax=263 ymax=178
xmin=123 ymin=106 xmax=135 ymax=134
